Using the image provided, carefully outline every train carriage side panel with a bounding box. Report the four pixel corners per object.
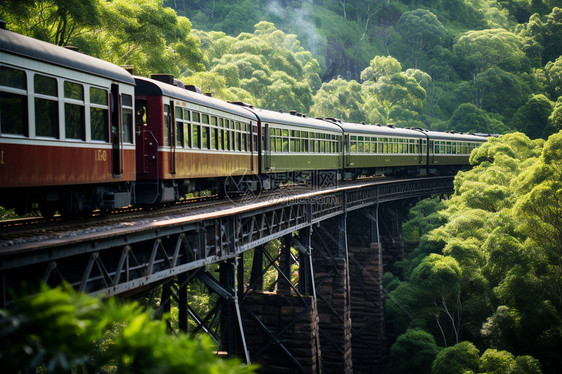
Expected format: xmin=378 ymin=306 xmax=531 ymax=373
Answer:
xmin=245 ymin=108 xmax=343 ymax=175
xmin=0 ymin=29 xmax=137 ymax=188
xmin=133 ymin=76 xmax=259 ymax=202
xmin=0 ymin=28 xmax=137 ymax=214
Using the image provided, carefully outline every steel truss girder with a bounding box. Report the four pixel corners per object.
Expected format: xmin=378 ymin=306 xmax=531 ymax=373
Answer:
xmin=0 ymin=177 xmax=453 ymax=304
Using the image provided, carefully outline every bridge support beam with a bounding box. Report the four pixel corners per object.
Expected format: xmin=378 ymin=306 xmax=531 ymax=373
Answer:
xmin=240 ymin=229 xmax=322 ymax=374
xmin=312 ymin=215 xmax=353 ymax=374
xmin=348 ymin=241 xmax=385 ymax=373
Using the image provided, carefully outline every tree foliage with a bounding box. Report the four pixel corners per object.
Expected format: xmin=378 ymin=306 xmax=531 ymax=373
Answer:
xmin=386 ymin=131 xmax=562 ymax=373
xmin=0 ymin=284 xmax=256 ymax=373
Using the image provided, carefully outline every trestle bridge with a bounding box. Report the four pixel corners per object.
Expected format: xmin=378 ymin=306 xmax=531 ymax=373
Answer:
xmin=0 ymin=176 xmax=454 ymax=373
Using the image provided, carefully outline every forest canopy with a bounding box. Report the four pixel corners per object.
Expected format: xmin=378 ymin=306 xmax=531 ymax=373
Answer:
xmin=384 ymin=130 xmax=562 ymax=373
xmin=1 ymin=0 xmax=561 ymax=138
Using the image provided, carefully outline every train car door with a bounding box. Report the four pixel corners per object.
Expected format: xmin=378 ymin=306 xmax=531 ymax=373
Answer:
xmin=164 ymin=102 xmax=176 ymax=175
xmin=344 ymin=134 xmax=351 ymax=167
xmin=250 ymin=121 xmax=258 ymax=171
xmin=264 ymin=123 xmax=271 ymax=170
xmin=111 ymin=84 xmax=123 ymax=176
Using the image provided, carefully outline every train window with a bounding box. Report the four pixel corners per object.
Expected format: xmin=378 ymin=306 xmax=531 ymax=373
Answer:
xmin=275 ymin=134 xmax=283 ymax=152
xmin=184 ymin=123 xmax=191 ymax=148
xmin=0 ymin=66 xmax=28 ymax=136
xmin=0 ymin=92 xmax=28 ymax=136
xmin=35 ymin=74 xmax=57 ymax=96
xmin=193 ymin=111 xmax=200 ymax=123
xmin=163 ymin=104 xmax=171 ymax=146
xmin=192 ymin=124 xmax=200 ymax=148
xmin=63 ymin=81 xmax=85 ymax=140
xmin=65 ymin=104 xmax=85 ymax=140
xmin=0 ymin=66 xmax=26 ymax=89
xmin=34 ymin=75 xmax=59 ymax=138
xmin=227 ymin=129 xmax=232 ymax=151
xmin=175 ymin=107 xmax=183 ymax=147
xmin=121 ymin=94 xmax=133 ymax=143
xmin=183 ymin=109 xmax=191 ymax=148
xmin=90 ymin=87 xmax=107 ymax=105
xmin=90 ymin=87 xmax=109 ymax=142
xmin=252 ymin=125 xmax=258 ymax=152
xmin=219 ymin=129 xmax=224 ymax=151
xmin=235 ymin=130 xmax=240 ymax=151
xmin=64 ymin=81 xmax=83 ymax=100
xmin=210 ymin=127 xmax=217 ymax=150
xmin=201 ymin=126 xmax=209 ymax=149
xmin=218 ymin=126 xmax=223 ymax=150
xmin=290 ymin=137 xmax=296 ymax=152
xmin=202 ymin=114 xmax=209 ymax=125
xmin=282 ymin=130 xmax=288 ymax=152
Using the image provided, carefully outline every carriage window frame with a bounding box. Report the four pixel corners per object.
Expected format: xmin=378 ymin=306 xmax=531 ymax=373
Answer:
xmin=63 ymin=80 xmax=85 ymax=141
xmin=0 ymin=66 xmax=28 ymax=136
xmin=175 ymin=106 xmax=184 ymax=148
xmin=120 ymin=93 xmax=133 ymax=144
xmin=34 ymin=73 xmax=59 ymax=139
xmin=89 ymin=86 xmax=109 ymax=142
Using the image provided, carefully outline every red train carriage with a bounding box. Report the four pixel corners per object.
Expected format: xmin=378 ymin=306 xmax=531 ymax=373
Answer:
xmin=0 ymin=28 xmax=136 ymax=216
xmin=133 ymin=76 xmax=259 ymax=205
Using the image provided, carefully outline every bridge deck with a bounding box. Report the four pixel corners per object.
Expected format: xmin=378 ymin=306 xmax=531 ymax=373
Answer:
xmin=0 ymin=176 xmax=453 ymax=302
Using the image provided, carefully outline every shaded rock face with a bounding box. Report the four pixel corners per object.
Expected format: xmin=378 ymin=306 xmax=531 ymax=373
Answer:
xmin=323 ymin=37 xmax=363 ymax=82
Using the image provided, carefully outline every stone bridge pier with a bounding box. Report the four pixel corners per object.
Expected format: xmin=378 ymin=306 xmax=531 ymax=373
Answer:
xmin=160 ymin=201 xmax=412 ymax=373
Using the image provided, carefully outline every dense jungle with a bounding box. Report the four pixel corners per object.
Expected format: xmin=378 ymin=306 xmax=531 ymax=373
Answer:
xmin=0 ymin=0 xmax=561 ymax=373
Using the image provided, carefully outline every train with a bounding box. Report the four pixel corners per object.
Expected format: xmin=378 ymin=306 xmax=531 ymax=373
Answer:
xmin=0 ymin=28 xmax=488 ymax=217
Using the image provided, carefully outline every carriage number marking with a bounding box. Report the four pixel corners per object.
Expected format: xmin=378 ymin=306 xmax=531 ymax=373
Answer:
xmin=95 ymin=150 xmax=107 ymax=162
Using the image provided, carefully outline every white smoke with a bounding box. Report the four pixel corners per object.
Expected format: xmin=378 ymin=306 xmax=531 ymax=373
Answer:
xmin=265 ymin=0 xmax=324 ymax=56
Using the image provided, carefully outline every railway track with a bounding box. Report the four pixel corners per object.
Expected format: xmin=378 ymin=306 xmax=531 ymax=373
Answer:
xmin=0 ymin=182 xmax=321 ymax=249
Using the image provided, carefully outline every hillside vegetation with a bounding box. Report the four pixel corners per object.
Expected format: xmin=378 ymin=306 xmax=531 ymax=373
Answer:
xmin=384 ymin=130 xmax=562 ymax=373
xmin=2 ymin=0 xmax=561 ymax=137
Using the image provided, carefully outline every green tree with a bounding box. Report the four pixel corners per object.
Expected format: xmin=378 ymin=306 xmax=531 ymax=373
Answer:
xmin=385 ymin=329 xmax=440 ymax=374
xmin=448 ymin=103 xmax=509 ymax=134
xmin=402 ymin=198 xmax=446 ymax=243
xmin=0 ymin=0 xmax=102 ymax=45
xmin=510 ymin=94 xmax=554 ymax=138
xmin=517 ymin=7 xmax=562 ymax=66
xmin=543 ymin=56 xmax=562 ymax=100
xmin=431 ymin=341 xmax=480 ymax=374
xmin=480 ymin=348 xmax=518 ymax=374
xmin=410 ymin=254 xmax=463 ymax=346
xmin=454 ymin=66 xmax=529 ymax=122
xmin=547 ymin=97 xmax=562 ymax=134
xmin=0 ymin=284 xmax=256 ymax=373
xmin=310 ymin=78 xmax=367 ymax=122
xmin=361 ymin=56 xmax=428 ymax=126
xmin=193 ymin=22 xmax=320 ymax=111
xmin=453 ymin=29 xmax=529 ymax=81
xmin=391 ymin=9 xmax=451 ymax=69
xmin=361 ymin=55 xmax=402 ymax=82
